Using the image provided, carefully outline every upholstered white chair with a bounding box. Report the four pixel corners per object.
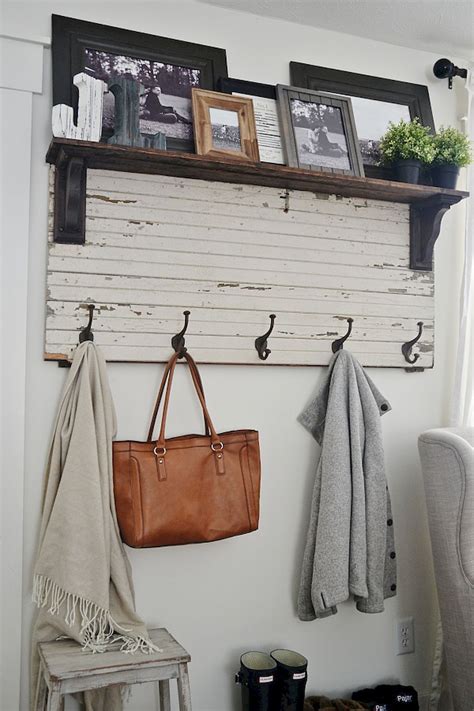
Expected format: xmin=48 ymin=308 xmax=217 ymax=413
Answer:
xmin=418 ymin=428 xmax=474 ymax=711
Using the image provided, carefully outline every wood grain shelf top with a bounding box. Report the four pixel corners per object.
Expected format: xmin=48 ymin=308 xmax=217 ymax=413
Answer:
xmin=46 ymin=138 xmax=469 ymax=206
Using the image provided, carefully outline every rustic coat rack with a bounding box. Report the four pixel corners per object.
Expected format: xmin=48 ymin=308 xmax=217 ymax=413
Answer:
xmin=44 ymin=138 xmax=468 ymax=369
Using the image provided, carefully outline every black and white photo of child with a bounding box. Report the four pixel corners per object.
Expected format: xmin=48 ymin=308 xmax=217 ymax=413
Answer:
xmin=290 ymin=99 xmax=351 ymax=170
xmin=84 ymin=48 xmax=199 ymax=139
xmin=209 ymin=108 xmax=242 ymax=151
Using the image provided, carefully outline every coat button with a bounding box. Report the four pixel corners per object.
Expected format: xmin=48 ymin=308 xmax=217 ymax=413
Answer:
xmin=381 ymin=403 xmax=389 ymax=411
xmin=390 ymin=551 xmax=396 ymax=559
xmin=387 ymin=518 xmax=393 ymax=526
xmin=391 ymin=584 xmax=397 ymax=591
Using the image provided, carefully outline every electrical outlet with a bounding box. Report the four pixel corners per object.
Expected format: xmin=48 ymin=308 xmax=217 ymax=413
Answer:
xmin=396 ymin=617 xmax=415 ymax=655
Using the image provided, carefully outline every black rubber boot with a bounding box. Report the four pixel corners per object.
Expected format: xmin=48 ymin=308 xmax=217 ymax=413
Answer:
xmin=236 ymin=651 xmax=278 ymax=711
xmin=270 ymin=649 xmax=308 ymax=711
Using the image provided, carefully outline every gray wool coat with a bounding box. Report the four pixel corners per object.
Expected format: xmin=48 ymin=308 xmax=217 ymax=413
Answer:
xmin=297 ymin=349 xmax=397 ymax=620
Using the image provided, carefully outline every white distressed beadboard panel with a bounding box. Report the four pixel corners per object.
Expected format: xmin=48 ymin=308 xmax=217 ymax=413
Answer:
xmin=45 ymin=168 xmax=434 ymax=367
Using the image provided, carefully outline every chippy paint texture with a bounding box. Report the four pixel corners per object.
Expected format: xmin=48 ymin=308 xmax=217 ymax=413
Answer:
xmin=45 ymin=168 xmax=434 ymax=367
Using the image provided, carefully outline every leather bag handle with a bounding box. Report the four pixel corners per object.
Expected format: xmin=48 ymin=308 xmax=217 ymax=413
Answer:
xmin=153 ymin=351 xmax=221 ymax=448
xmin=147 ymin=352 xmax=209 ymax=441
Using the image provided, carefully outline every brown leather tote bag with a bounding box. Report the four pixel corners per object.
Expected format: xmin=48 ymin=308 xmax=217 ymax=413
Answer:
xmin=113 ymin=351 xmax=261 ymax=548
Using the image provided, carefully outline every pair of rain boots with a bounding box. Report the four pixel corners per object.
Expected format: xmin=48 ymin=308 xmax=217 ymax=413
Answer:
xmin=236 ymin=649 xmax=308 ymax=711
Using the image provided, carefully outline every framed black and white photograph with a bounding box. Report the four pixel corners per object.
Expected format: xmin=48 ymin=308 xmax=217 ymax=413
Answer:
xmin=52 ymin=15 xmax=228 ymax=151
xmin=209 ymin=107 xmax=242 ymax=151
xmin=277 ymin=85 xmax=364 ymax=176
xmin=290 ymin=62 xmax=435 ymax=178
xmin=218 ymin=78 xmax=285 ymax=164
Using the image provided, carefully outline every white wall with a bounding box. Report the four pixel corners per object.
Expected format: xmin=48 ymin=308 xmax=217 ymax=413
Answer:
xmin=1 ymin=2 xmax=469 ymax=709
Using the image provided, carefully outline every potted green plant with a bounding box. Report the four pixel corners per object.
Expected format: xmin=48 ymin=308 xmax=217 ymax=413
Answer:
xmin=379 ymin=118 xmax=435 ymax=184
xmin=432 ymin=126 xmax=472 ymax=189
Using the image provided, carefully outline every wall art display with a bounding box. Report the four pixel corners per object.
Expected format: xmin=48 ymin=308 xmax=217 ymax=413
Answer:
xmin=290 ymin=63 xmax=435 ymax=178
xmin=192 ymin=89 xmax=260 ymax=162
xmin=52 ymin=15 xmax=228 ymax=151
xmin=276 ymin=85 xmax=364 ymax=176
xmin=218 ymin=78 xmax=285 ymax=164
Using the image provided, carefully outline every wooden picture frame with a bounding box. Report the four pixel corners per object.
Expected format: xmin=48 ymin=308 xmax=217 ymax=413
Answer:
xmin=290 ymin=62 xmax=435 ymax=179
xmin=217 ymin=78 xmax=284 ymax=164
xmin=52 ymin=15 xmax=228 ymax=152
xmin=192 ymin=89 xmax=260 ymax=162
xmin=276 ymin=85 xmax=364 ymax=177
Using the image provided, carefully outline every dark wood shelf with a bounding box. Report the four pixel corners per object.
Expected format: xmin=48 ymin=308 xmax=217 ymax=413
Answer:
xmin=46 ymin=138 xmax=469 ymax=270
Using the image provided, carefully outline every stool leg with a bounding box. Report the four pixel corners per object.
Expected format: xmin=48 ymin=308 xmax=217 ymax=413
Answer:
xmin=34 ymin=663 xmax=48 ymax=711
xmin=157 ymin=679 xmax=171 ymax=711
xmin=46 ymin=690 xmax=62 ymax=711
xmin=177 ymin=664 xmax=192 ymax=711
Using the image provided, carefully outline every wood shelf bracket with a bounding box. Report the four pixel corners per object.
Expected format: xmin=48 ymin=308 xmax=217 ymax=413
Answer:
xmin=410 ymin=194 xmax=461 ymax=271
xmin=53 ymin=149 xmax=87 ymax=244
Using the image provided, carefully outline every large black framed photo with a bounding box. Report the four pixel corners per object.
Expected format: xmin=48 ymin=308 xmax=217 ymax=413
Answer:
xmin=52 ymin=15 xmax=228 ymax=152
xmin=277 ymin=85 xmax=364 ymax=177
xmin=290 ymin=62 xmax=435 ymax=179
xmin=218 ymin=78 xmax=284 ymax=164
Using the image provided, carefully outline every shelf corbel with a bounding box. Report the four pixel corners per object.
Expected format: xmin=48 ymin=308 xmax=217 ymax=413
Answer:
xmin=410 ymin=194 xmax=462 ymax=271
xmin=53 ymin=148 xmax=87 ymax=244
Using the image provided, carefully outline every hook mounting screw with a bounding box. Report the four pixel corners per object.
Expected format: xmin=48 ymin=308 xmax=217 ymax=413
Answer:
xmin=255 ymin=314 xmax=276 ymax=361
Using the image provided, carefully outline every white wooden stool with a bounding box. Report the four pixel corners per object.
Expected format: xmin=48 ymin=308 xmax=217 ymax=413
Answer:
xmin=36 ymin=627 xmax=191 ymax=710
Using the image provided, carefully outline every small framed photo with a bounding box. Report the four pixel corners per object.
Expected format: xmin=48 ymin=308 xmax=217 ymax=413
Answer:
xmin=192 ymin=89 xmax=260 ymax=162
xmin=276 ymin=85 xmax=364 ymax=176
xmin=52 ymin=15 xmax=228 ymax=152
xmin=218 ymin=78 xmax=284 ymax=164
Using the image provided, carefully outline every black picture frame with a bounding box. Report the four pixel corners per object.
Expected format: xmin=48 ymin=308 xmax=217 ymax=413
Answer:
xmin=276 ymin=84 xmax=364 ymax=177
xmin=52 ymin=15 xmax=228 ymax=152
xmin=290 ymin=62 xmax=435 ymax=180
xmin=217 ymin=77 xmax=277 ymax=100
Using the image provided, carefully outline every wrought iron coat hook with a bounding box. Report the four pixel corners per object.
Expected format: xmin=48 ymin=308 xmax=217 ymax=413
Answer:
xmin=402 ymin=321 xmax=423 ymax=364
xmin=255 ymin=314 xmax=276 ymax=361
xmin=79 ymin=304 xmax=95 ymax=342
xmin=331 ymin=318 xmax=353 ymax=353
xmin=171 ymin=310 xmax=191 ymax=356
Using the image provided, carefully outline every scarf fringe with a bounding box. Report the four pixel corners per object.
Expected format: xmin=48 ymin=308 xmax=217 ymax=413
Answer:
xmin=33 ymin=574 xmax=161 ymax=654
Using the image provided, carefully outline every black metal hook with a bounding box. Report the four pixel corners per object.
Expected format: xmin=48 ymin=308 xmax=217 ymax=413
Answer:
xmin=79 ymin=304 xmax=95 ymax=342
xmin=255 ymin=314 xmax=276 ymax=361
xmin=402 ymin=321 xmax=423 ymax=364
xmin=332 ymin=318 xmax=353 ymax=353
xmin=171 ymin=310 xmax=190 ymax=356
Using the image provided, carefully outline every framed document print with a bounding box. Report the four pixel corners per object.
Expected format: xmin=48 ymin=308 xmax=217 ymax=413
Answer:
xmin=218 ymin=78 xmax=285 ymax=164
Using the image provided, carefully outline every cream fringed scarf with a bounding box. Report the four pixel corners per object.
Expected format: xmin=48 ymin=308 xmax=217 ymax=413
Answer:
xmin=31 ymin=342 xmax=159 ymax=710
